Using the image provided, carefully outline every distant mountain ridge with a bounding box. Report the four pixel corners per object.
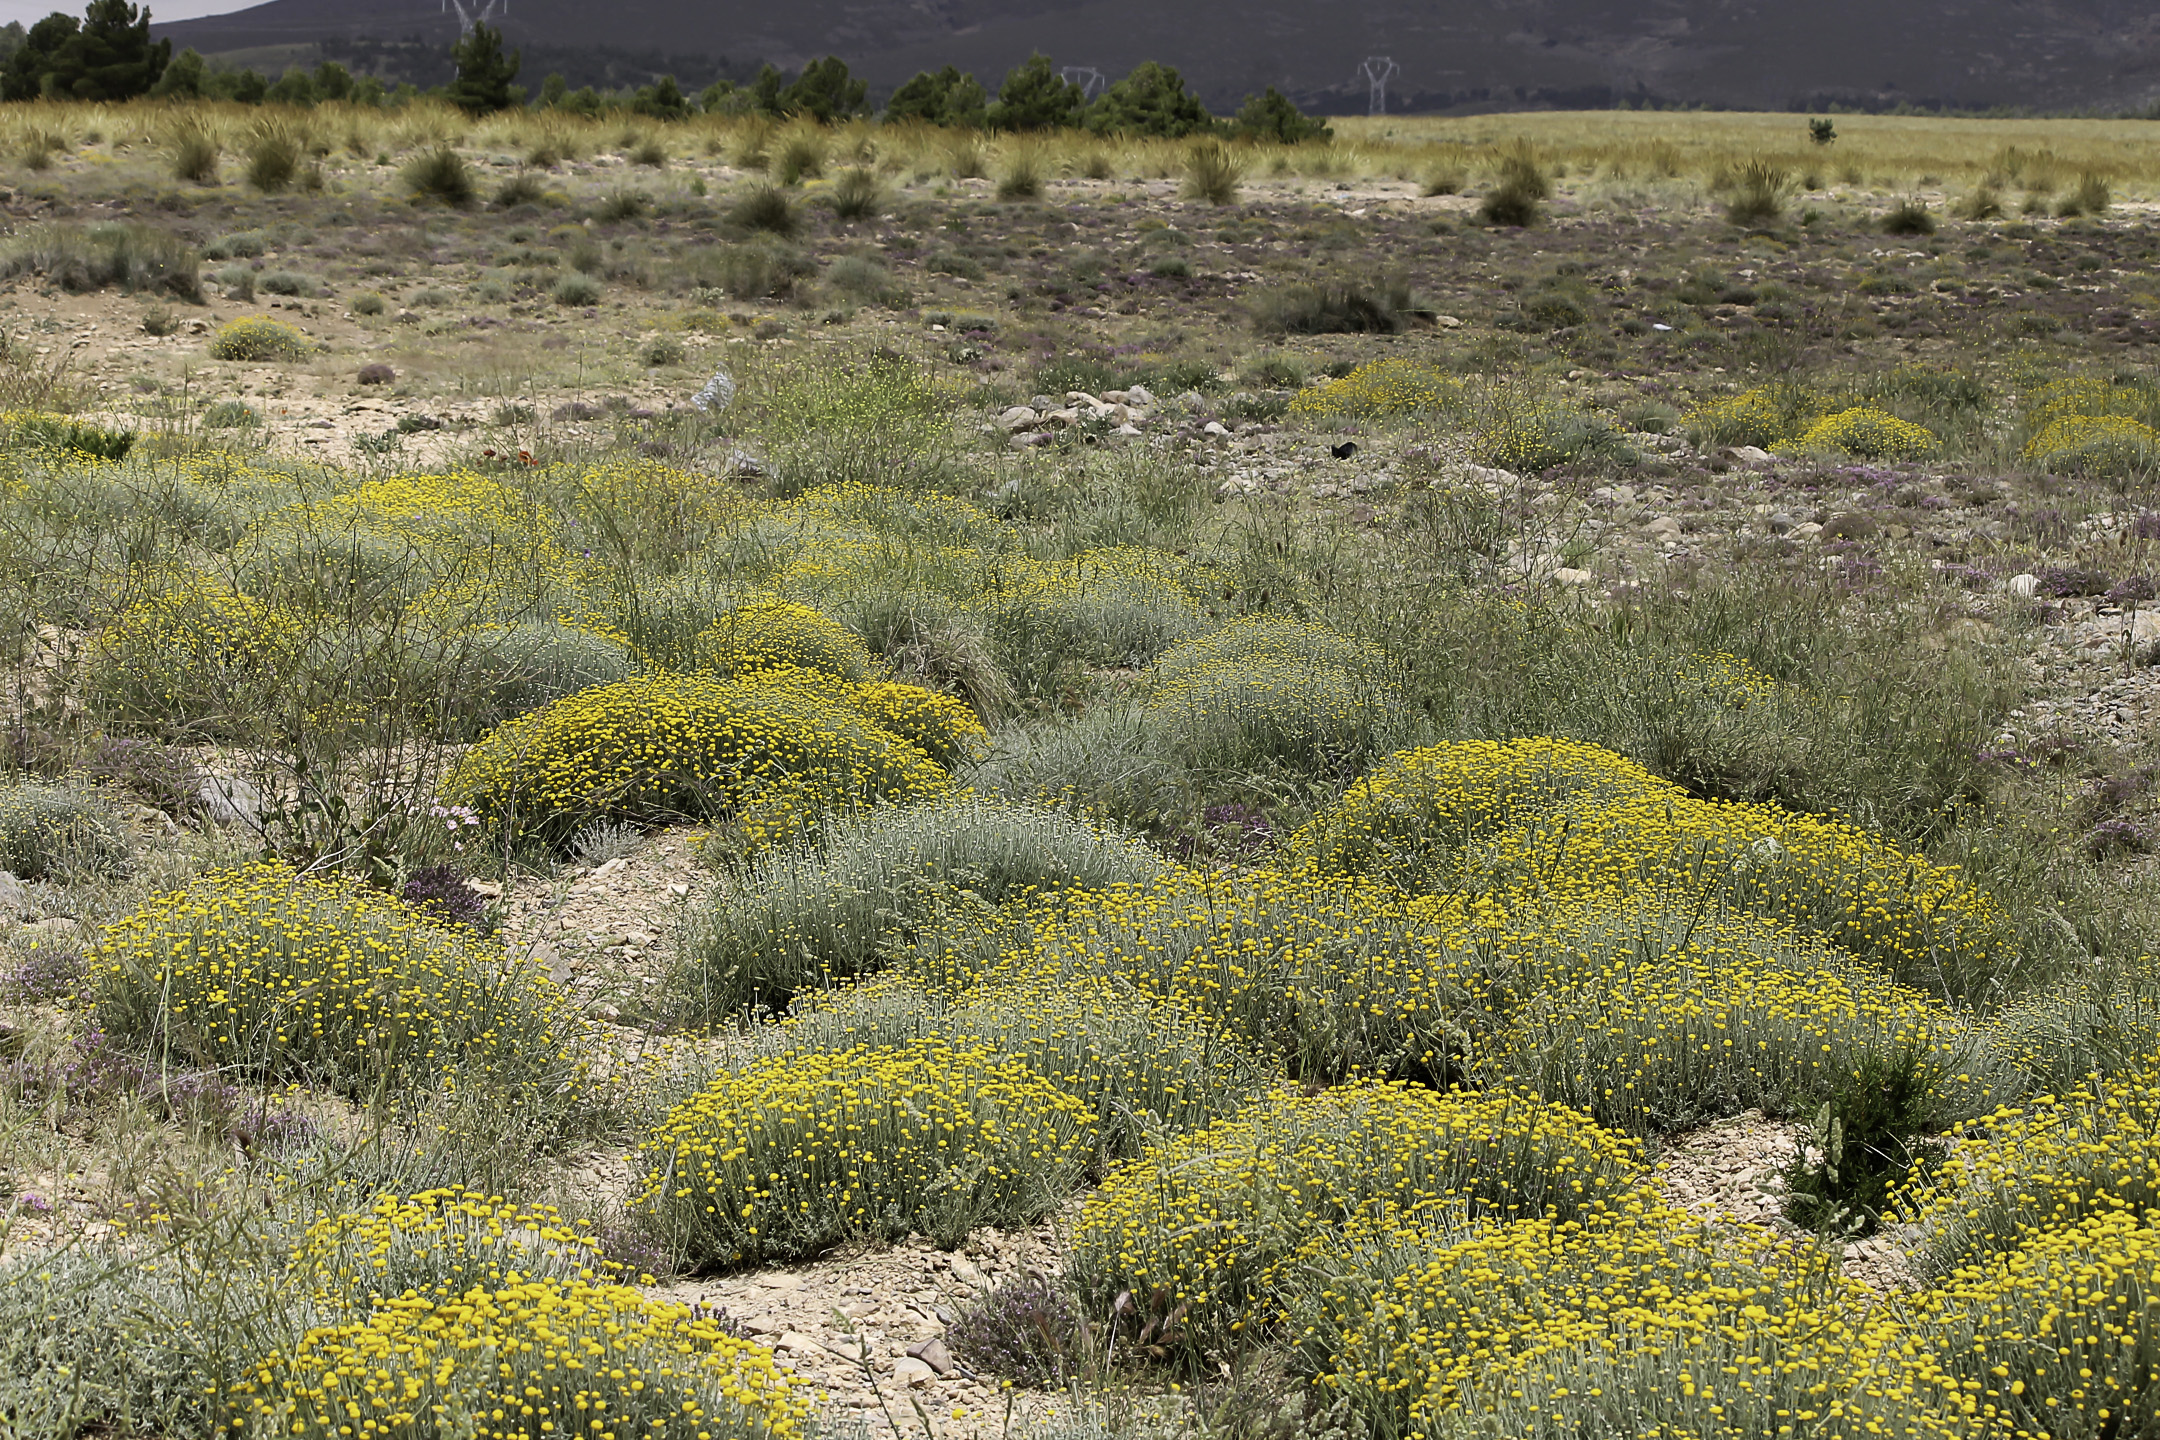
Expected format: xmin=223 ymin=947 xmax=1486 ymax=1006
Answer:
xmin=156 ymin=0 xmax=2160 ymax=114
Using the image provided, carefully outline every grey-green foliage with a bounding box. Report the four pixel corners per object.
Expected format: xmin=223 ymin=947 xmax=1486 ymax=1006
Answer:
xmin=676 ymin=797 xmax=1172 ymax=1021
xmin=0 ymin=1248 xmax=226 ymax=1439
xmin=441 ymin=621 xmax=638 ymax=739
xmin=0 ymin=784 xmax=129 ymax=880
xmin=1146 ymin=616 xmax=1403 ymax=774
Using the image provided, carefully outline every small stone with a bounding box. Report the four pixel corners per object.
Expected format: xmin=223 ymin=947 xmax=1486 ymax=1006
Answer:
xmin=906 ymin=1338 xmax=955 ymax=1377
xmin=947 ymin=1255 xmax=986 ymax=1289
xmin=2007 ymin=573 xmax=2040 ymax=598
xmin=1552 ymin=567 xmax=1594 ymax=587
xmin=995 ymin=406 xmax=1039 ymax=432
xmin=0 ymin=870 xmax=24 ymax=912
xmin=1766 ymin=512 xmax=1796 ymax=535
xmin=757 ymin=1273 xmax=806 ymax=1291
xmin=197 ymin=774 xmax=262 ymax=827
xmin=894 ymin=1357 xmax=937 ymax=1388
xmin=1729 ymin=445 xmax=1774 ymax=464
xmin=1203 ymin=420 xmax=1231 ymax=437
xmin=775 ymin=1331 xmax=821 ymax=1355
xmin=1125 ymin=384 xmax=1157 ymax=407
xmin=1787 ymin=522 xmax=1824 ymax=540
xmin=1009 ymin=431 xmax=1051 ymax=449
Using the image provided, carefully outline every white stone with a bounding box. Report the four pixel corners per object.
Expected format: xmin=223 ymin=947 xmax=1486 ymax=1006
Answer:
xmin=947 ymin=1255 xmax=987 ymax=1288
xmin=1553 ymin=567 xmax=1595 ymax=587
xmin=995 ymin=406 xmax=1040 ymax=432
xmin=894 ymin=1357 xmax=938 ymax=1388
xmin=1787 ymin=522 xmax=1824 ymax=540
xmin=1730 ymin=445 xmax=1774 ymax=464
xmin=1203 ymin=421 xmax=1231 ymax=437
xmin=2007 ymin=573 xmax=2040 ymax=598
xmin=1125 ymin=384 xmax=1157 ymax=407
xmin=197 ymin=774 xmax=262 ymax=827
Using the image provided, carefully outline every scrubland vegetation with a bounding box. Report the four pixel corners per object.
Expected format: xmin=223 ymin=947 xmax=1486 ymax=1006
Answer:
xmin=7 ymin=80 xmax=2160 ymax=1440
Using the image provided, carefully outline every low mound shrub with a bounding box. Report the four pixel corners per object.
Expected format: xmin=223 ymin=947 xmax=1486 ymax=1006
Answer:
xmin=1068 ymin=1080 xmax=1644 ymax=1352
xmin=848 ymin=680 xmax=988 ymax=766
xmin=438 ymin=670 xmax=951 ymax=850
xmin=689 ymin=596 xmax=874 ymax=681
xmin=779 ymin=973 xmax=1265 ymax=1163
xmin=677 ymin=796 xmax=1168 ymax=1018
xmin=636 ymin=1038 xmax=1095 ymax=1264
xmin=0 ymin=783 xmax=129 ymax=879
xmin=1293 ymin=1202 xmax=1950 ymax=1440
xmin=1683 ymin=386 xmax=1810 ymax=448
xmin=90 ymin=862 xmax=585 ymax=1103
xmin=232 ymin=1263 xmax=808 ymax=1440
xmin=290 ymin=1187 xmax=617 ymax=1307
xmin=208 ymin=316 xmax=311 ymax=362
xmin=1903 ymin=1064 xmax=2160 ymax=1274
xmin=1910 ymin=1210 xmax=2160 ymax=1438
xmin=440 ymin=621 xmax=639 ymax=740
xmin=1146 ymin=616 xmax=1399 ymax=772
xmin=1783 ymin=406 xmax=1939 ymax=460
xmin=2024 ymin=413 xmax=2160 ymax=478
xmin=1285 ymin=358 xmax=1461 ymax=419
xmin=975 ymin=548 xmax=1205 ymax=692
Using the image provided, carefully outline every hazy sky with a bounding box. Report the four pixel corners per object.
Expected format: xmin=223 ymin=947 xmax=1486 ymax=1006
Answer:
xmin=1 ymin=0 xmax=247 ymax=27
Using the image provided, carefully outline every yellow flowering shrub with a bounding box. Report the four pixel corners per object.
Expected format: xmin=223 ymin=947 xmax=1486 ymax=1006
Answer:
xmin=1904 ymin=1066 xmax=2160 ymax=1272
xmin=2023 ymin=413 xmax=2160 ymax=476
xmin=290 ymin=1188 xmax=616 ymax=1308
xmin=636 ymin=1038 xmax=1095 ymax=1264
xmin=689 ymin=597 xmax=874 ymax=682
xmin=1911 ymin=1209 xmax=2160 ymax=1439
xmin=1146 ymin=616 xmax=1399 ymax=770
xmin=229 ymin=1277 xmax=810 ymax=1440
xmin=1294 ymin=1201 xmax=1968 ymax=1440
xmin=1286 ymin=359 xmax=1462 ymax=419
xmin=1683 ymin=386 xmax=1789 ymax=448
xmin=1068 ymin=1080 xmax=1644 ymax=1351
xmin=1487 ymin=898 xmax=1968 ymax=1133
xmin=2027 ymin=375 xmax=2157 ymax=427
xmin=86 ymin=577 xmax=305 ymax=735
xmin=439 ymin=670 xmax=951 ymax=849
xmin=1785 ymin=406 xmax=1940 ymax=460
xmin=975 ymin=548 xmax=1205 ymax=671
xmin=207 ymin=315 xmax=311 ymax=362
xmin=849 ymin=680 xmax=989 ymax=766
xmin=89 ymin=862 xmax=585 ymax=1103
xmin=1293 ymin=739 xmax=2010 ymax=994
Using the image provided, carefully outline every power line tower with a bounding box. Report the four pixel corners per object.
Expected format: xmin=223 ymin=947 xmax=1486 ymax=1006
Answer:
xmin=443 ymin=0 xmax=508 ymax=31
xmin=1360 ymin=56 xmax=1399 ymax=115
xmin=1060 ymin=66 xmax=1107 ymax=100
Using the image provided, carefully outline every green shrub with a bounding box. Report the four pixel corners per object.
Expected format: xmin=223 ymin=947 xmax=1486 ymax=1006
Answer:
xmin=167 ymin=119 xmax=219 ymax=183
xmin=676 ymin=796 xmax=1171 ymax=1018
xmin=208 ymin=316 xmax=311 ymax=362
xmin=9 ymin=413 xmax=136 ymax=459
xmin=1069 ymin=1081 xmax=1645 ymax=1353
xmin=0 ymin=1249 xmax=213 ymax=1439
xmin=349 ymin=291 xmax=385 ymax=316
xmin=439 ymin=620 xmax=639 ymax=740
xmin=257 ymin=270 xmax=315 ymax=297
xmin=0 ymin=783 xmax=129 ymax=879
xmin=1881 ymin=198 xmax=1937 ymax=235
xmin=1251 ymin=278 xmax=1413 ymax=335
xmin=830 ymin=166 xmax=883 ymax=220
xmin=996 ymin=149 xmax=1044 ymax=201
xmin=439 ymin=670 xmax=952 ymax=850
xmin=91 ymin=862 xmax=586 ymax=1103
xmin=756 ymin=347 xmax=954 ymax=494
xmin=550 ymin=272 xmax=601 ymax=305
xmin=825 ymin=253 xmax=907 ymax=307
xmin=636 ymin=1038 xmax=1096 ymax=1263
xmin=1722 ymin=158 xmax=1791 ymax=226
xmin=1183 ymin=140 xmax=1244 ymax=205
xmin=1478 ymin=148 xmax=1551 ymax=227
xmin=493 ymin=171 xmax=546 ymax=207
xmin=245 ymin=125 xmax=302 ymax=192
xmin=203 ymin=399 xmax=259 ymax=429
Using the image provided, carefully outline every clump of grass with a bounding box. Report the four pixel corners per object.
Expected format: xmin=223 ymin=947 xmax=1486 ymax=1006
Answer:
xmin=728 ymin=183 xmax=800 ymax=236
xmin=1955 ymin=184 xmax=2005 ymax=220
xmin=773 ymin=131 xmax=826 ymax=186
xmin=2058 ymin=171 xmax=2111 ymax=217
xmin=825 ymin=253 xmax=906 ymax=307
xmin=1183 ymin=140 xmax=1244 ymax=205
xmin=492 ymin=171 xmax=546 ymax=208
xmin=207 ymin=315 xmax=311 ymax=361
xmin=245 ymin=123 xmax=303 ymax=193
xmin=1252 ymin=277 xmax=1414 ymax=334
xmin=0 ymin=222 xmax=202 ymax=301
xmin=167 ymin=118 xmax=219 ymax=184
xmin=1722 ymin=158 xmax=1792 ymax=227
xmin=628 ymin=135 xmax=668 ymax=167
xmin=401 ymin=147 xmax=474 ymax=206
xmin=830 ymin=166 xmax=883 ymax=220
xmin=996 ymin=149 xmax=1044 ymax=201
xmin=1881 ymin=198 xmax=1937 ymax=235
xmin=1478 ymin=147 xmax=1551 ymax=227
xmin=349 ymin=291 xmax=385 ymax=316
xmin=0 ymin=783 xmax=129 ymax=880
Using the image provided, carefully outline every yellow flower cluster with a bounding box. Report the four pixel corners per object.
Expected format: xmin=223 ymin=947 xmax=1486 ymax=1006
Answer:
xmin=1684 ymin=387 xmax=1789 ymax=448
xmin=440 ymin=670 xmax=952 ymax=849
xmin=1285 ymin=360 xmax=1462 ymax=419
xmin=2023 ymin=412 xmax=2160 ymax=462
xmin=1488 ymin=897 xmax=1966 ymax=1133
xmin=690 ymin=597 xmax=874 ymax=682
xmin=1910 ymin=1209 xmax=2160 ymax=1439
xmin=635 ymin=1037 xmax=1095 ymax=1264
xmin=1146 ymin=616 xmax=1396 ymax=768
xmin=1296 ymin=1200 xmax=1969 ymax=1440
xmin=230 ymin=1276 xmax=810 ymax=1440
xmin=1787 ymin=406 xmax=1940 ymax=460
xmin=2026 ymin=375 xmax=2150 ymax=426
xmin=89 ymin=861 xmax=584 ymax=1100
xmin=850 ymin=679 xmax=989 ymax=766
xmin=1903 ymin=1066 xmax=2160 ymax=1272
xmin=87 ymin=576 xmax=305 ymax=730
xmin=207 ymin=315 xmax=312 ymax=362
xmin=1068 ymin=1080 xmax=1644 ymax=1349
xmin=1292 ymin=738 xmax=2008 ymax=986
xmin=291 ymin=1188 xmax=614 ymax=1308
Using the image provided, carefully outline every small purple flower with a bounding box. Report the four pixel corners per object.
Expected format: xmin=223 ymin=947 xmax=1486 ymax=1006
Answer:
xmin=17 ymin=1192 xmax=52 ymax=1214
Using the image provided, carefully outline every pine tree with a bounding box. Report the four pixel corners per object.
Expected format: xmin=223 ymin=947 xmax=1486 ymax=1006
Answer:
xmin=2 ymin=0 xmax=169 ymax=102
xmin=444 ymin=21 xmax=519 ymax=115
xmin=1085 ymin=61 xmax=1213 ymax=138
xmin=779 ymin=56 xmax=866 ymax=122
xmin=1233 ymin=87 xmax=1330 ymax=144
xmin=987 ymin=53 xmax=1085 ymax=131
